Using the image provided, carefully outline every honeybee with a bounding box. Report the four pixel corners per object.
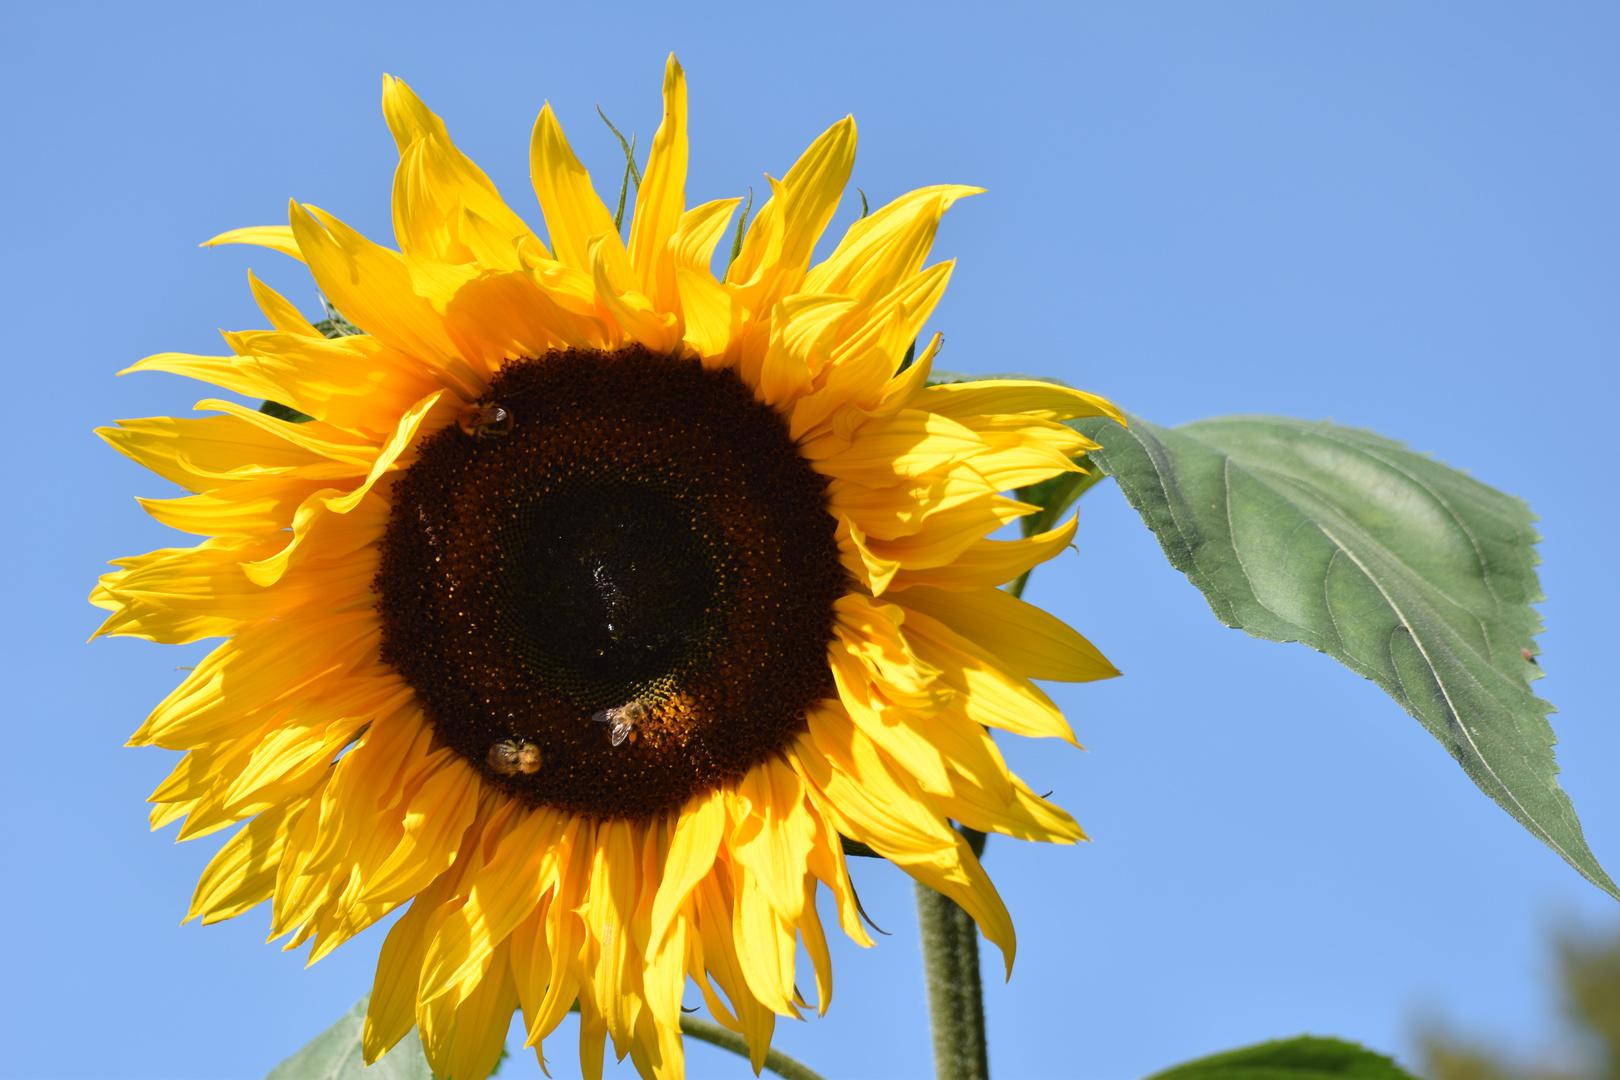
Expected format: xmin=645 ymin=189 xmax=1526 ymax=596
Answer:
xmin=458 ymin=401 xmax=513 ymax=439
xmin=591 ymin=700 xmax=648 ymax=747
xmin=486 ymin=738 xmax=543 ymax=775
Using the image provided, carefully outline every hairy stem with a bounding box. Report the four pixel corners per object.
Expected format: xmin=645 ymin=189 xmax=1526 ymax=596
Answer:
xmin=679 ymin=1015 xmax=828 ymax=1080
xmin=917 ymin=827 xmax=990 ymax=1080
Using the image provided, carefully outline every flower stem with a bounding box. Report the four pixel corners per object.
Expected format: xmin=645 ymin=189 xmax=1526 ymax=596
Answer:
xmin=916 ymin=827 xmax=990 ymax=1080
xmin=678 ymin=1014 xmax=828 ymax=1080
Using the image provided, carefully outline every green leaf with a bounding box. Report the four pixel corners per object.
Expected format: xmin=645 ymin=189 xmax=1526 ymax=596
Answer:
xmin=1144 ymin=1035 xmax=1416 ymax=1080
xmin=259 ymin=399 xmax=315 ymax=424
xmin=1017 ymin=467 xmax=1100 ymax=538
xmin=1076 ymin=412 xmax=1617 ymax=900
xmin=313 ymin=302 xmax=363 ymax=340
xmin=264 ymin=994 xmax=437 ymax=1080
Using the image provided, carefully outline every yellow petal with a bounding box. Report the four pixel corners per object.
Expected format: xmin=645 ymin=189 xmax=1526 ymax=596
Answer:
xmin=650 ymin=787 xmax=724 ymax=950
xmin=522 ymin=817 xmax=592 ymax=1046
xmin=796 ymin=714 xmax=1016 ymax=973
xmin=137 ymin=478 xmax=323 ymax=539
xmin=591 ymin=238 xmax=677 ymax=352
xmin=797 ymin=878 xmax=834 ymax=1014
xmin=417 ymin=807 xmax=562 ymax=1007
xmin=727 ymin=759 xmax=815 ymax=924
xmin=691 ymin=874 xmax=776 ymax=1069
xmin=441 ymin=941 xmax=521 ymax=1080
xmin=360 ymin=755 xmax=482 ymax=907
xmin=835 ymin=514 xmax=901 ymax=595
xmin=628 ymin=54 xmax=688 ymax=309
xmin=97 ymin=412 xmax=366 ymax=494
xmin=529 ymin=103 xmax=625 ymax=276
xmin=248 ymin=272 xmax=324 ymax=338
xmin=383 ymin=75 xmax=542 ymax=271
xmin=918 ymin=379 xmax=1125 ymax=426
xmin=186 ymin=795 xmax=311 ymax=925
xmin=670 ymin=198 xmax=742 ymax=276
xmin=890 ymin=515 xmax=1079 ymax=592
xmin=584 ymin=819 xmax=641 ymax=1056
xmin=289 ymin=202 xmax=485 ymax=395
xmin=802 ymin=406 xmax=984 ymax=483
xmin=626 ymin=1006 xmax=685 ymax=1080
xmin=788 ymin=262 xmax=953 ymax=440
xmin=202 ymin=225 xmax=305 ymax=262
xmin=897 ymin=584 xmax=1120 ymax=682
xmin=938 ymin=773 xmax=1087 ymax=846
xmin=240 ymin=392 xmax=440 ymax=588
xmin=675 ymin=266 xmax=741 ymax=363
xmin=804 ymin=185 xmax=981 ymax=302
xmin=729 ymin=116 xmax=856 ymax=305
xmin=129 ymin=612 xmax=377 ymax=748
xmin=753 ymin=293 xmax=861 ymax=407
xmin=730 ymin=870 xmax=801 ymax=1016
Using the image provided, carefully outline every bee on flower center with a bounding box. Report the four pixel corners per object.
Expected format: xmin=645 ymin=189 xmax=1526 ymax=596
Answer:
xmin=457 ymin=402 xmax=513 ymax=439
xmin=591 ymin=700 xmax=648 ymax=747
xmin=486 ymin=738 xmax=543 ymax=775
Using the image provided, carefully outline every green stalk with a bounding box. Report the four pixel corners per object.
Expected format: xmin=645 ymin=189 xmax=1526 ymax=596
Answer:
xmin=679 ymin=1015 xmax=828 ymax=1080
xmin=916 ymin=827 xmax=990 ymax=1080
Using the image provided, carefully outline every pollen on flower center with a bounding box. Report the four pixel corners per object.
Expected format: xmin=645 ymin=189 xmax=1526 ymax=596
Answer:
xmin=375 ymin=345 xmax=846 ymax=818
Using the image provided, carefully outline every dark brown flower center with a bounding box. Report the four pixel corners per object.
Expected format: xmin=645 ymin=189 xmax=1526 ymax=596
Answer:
xmin=375 ymin=346 xmax=844 ymax=818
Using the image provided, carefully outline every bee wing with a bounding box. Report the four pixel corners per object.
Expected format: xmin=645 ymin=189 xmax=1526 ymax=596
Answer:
xmin=610 ymin=717 xmax=632 ymax=746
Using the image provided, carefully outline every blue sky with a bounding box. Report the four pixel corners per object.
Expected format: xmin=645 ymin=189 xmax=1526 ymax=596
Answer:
xmin=2 ymin=2 xmax=1616 ymax=1077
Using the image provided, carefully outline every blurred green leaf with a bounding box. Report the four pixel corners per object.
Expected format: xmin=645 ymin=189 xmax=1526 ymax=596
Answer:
xmin=1419 ymin=916 xmax=1620 ymax=1080
xmin=1559 ymin=924 xmax=1620 ymax=1071
xmin=1145 ymin=1035 xmax=1415 ymax=1080
xmin=1075 ymin=412 xmax=1616 ymax=900
xmin=263 ymin=994 xmax=436 ymax=1080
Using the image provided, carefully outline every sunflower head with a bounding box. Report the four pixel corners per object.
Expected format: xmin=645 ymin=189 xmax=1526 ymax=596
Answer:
xmin=93 ymin=54 xmax=1122 ymax=1080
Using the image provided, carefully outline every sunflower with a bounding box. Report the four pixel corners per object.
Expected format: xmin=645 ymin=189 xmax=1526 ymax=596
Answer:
xmin=92 ymin=55 xmax=1122 ymax=1080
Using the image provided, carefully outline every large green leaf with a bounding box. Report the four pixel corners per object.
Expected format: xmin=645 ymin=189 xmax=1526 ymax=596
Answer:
xmin=264 ymin=994 xmax=435 ymax=1080
xmin=1074 ymin=413 xmax=1616 ymax=900
xmin=1144 ymin=1035 xmax=1415 ymax=1080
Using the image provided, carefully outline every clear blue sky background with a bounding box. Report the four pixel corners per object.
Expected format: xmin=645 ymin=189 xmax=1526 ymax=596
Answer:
xmin=2 ymin=2 xmax=1615 ymax=1078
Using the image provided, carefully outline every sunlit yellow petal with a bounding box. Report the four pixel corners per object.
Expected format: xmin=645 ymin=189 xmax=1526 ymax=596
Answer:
xmin=628 ymin=54 xmax=689 ymax=310
xmin=202 ymin=225 xmax=305 ymax=262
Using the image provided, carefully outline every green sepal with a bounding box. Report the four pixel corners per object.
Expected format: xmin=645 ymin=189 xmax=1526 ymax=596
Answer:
xmin=726 ymin=187 xmax=754 ymax=277
xmin=1144 ymin=1035 xmax=1416 ymax=1080
xmin=597 ymin=105 xmax=641 ymax=233
xmin=1076 ymin=412 xmax=1617 ymax=900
